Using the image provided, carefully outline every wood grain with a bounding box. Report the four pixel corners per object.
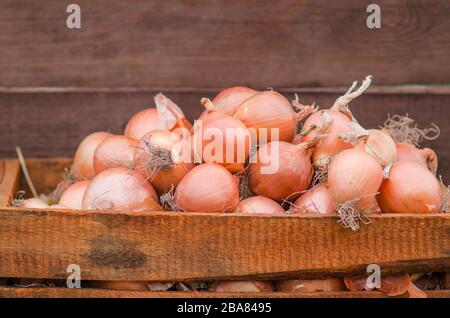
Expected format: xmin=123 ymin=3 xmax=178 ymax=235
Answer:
xmin=0 ymin=287 xmax=448 ymax=298
xmin=1 ymin=89 xmax=449 ymax=182
xmin=0 ymin=160 xmax=20 ymax=207
xmin=0 ymin=0 xmax=449 ymax=88
xmin=0 ymin=207 xmax=449 ymax=282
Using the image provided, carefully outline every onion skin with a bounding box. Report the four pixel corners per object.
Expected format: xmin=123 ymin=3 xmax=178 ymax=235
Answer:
xmin=81 ymin=167 xmax=160 ymax=212
xmin=209 ymin=281 xmax=274 ymax=293
xmin=192 ymin=111 xmax=251 ymax=166
xmin=72 ymin=132 xmax=110 ymax=180
xmin=21 ymin=198 xmax=49 ymax=209
xmin=90 ymin=281 xmax=150 ymax=292
xmin=94 ymin=135 xmax=138 ymax=174
xmin=134 ymin=130 xmax=194 ymax=195
xmin=302 ymin=110 xmax=353 ymax=169
xmin=233 ymin=91 xmax=305 ymax=144
xmin=377 ymin=161 xmax=442 ymax=214
xmin=290 ymin=184 xmax=335 ymax=215
xmin=328 ymin=147 xmax=383 ymax=212
xmin=276 ymin=279 xmax=346 ymax=293
xmin=174 ymin=164 xmax=239 ymax=213
xmin=59 ymin=180 xmax=90 ymax=209
xmin=235 ymin=196 xmax=285 ymax=214
xmin=249 ymin=141 xmax=313 ymax=202
xmin=366 ymin=129 xmax=397 ymax=165
xmin=396 ymin=143 xmax=438 ymax=175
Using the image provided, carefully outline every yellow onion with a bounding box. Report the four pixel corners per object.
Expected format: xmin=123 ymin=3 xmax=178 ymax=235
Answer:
xmin=20 ymin=198 xmax=49 ymax=209
xmin=235 ymin=196 xmax=285 ymax=214
xmin=209 ymin=281 xmax=274 ymax=293
xmin=396 ymin=143 xmax=438 ymax=175
xmin=249 ymin=141 xmax=314 ymax=202
xmin=233 ymin=91 xmax=314 ymax=144
xmin=276 ymin=278 xmax=346 ymax=292
xmin=366 ymin=129 xmax=397 ymax=166
xmin=93 ymin=135 xmax=138 ymax=174
xmin=59 ymin=180 xmax=90 ymax=209
xmin=173 ymin=164 xmax=239 ymax=213
xmin=192 ymin=111 xmax=251 ymax=170
xmin=134 ymin=130 xmax=194 ymax=195
xmin=198 ymin=86 xmax=257 ymax=120
xmin=377 ymin=161 xmax=442 ymax=214
xmin=82 ymin=167 xmax=160 ymax=212
xmin=72 ymin=132 xmax=111 ymax=180
xmin=290 ymin=184 xmax=335 ymax=215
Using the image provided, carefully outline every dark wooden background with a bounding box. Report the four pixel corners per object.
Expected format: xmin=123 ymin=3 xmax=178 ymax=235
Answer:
xmin=0 ymin=0 xmax=449 ymax=180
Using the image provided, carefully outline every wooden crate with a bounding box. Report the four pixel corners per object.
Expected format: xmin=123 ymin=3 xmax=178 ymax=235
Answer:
xmin=0 ymin=158 xmax=449 ymax=298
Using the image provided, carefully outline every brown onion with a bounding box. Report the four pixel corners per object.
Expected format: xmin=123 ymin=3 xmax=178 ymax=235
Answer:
xmin=59 ymin=180 xmax=90 ymax=209
xmin=377 ymin=161 xmax=442 ymax=214
xmin=134 ymin=130 xmax=194 ymax=195
xmin=173 ymin=164 xmax=239 ymax=213
xmin=290 ymin=184 xmax=335 ymax=215
xmin=396 ymin=143 xmax=438 ymax=175
xmin=209 ymin=281 xmax=274 ymax=293
xmin=366 ymin=129 xmax=397 ymax=165
xmin=249 ymin=141 xmax=314 ymax=202
xmin=235 ymin=196 xmax=285 ymax=214
xmin=72 ymin=132 xmax=110 ymax=180
xmin=82 ymin=167 xmax=160 ymax=212
xmin=93 ymin=135 xmax=138 ymax=174
xmin=276 ymin=278 xmax=346 ymax=293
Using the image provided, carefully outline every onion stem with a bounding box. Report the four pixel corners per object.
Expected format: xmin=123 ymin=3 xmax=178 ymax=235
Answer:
xmin=15 ymin=146 xmax=38 ymax=198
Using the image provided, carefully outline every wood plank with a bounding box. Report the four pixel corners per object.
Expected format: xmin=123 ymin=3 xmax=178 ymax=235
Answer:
xmin=0 ymin=208 xmax=449 ymax=281
xmin=0 ymin=0 xmax=449 ymax=88
xmin=0 ymin=287 xmax=448 ymax=298
xmin=0 ymin=160 xmax=20 ymax=207
xmin=0 ymin=89 xmax=449 ymax=182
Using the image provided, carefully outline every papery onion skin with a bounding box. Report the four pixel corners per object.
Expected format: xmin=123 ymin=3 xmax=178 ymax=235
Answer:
xmin=81 ymin=167 xmax=160 ymax=212
xmin=90 ymin=281 xmax=150 ymax=291
xmin=234 ymin=91 xmax=306 ymax=144
xmin=290 ymin=184 xmax=335 ymax=215
xmin=192 ymin=111 xmax=252 ymax=166
xmin=72 ymin=132 xmax=110 ymax=180
xmin=328 ymin=147 xmax=383 ymax=211
xmin=276 ymin=279 xmax=346 ymax=293
xmin=396 ymin=143 xmax=438 ymax=175
xmin=235 ymin=196 xmax=285 ymax=214
xmin=94 ymin=135 xmax=138 ymax=174
xmin=174 ymin=164 xmax=239 ymax=213
xmin=59 ymin=180 xmax=90 ymax=210
xmin=366 ymin=129 xmax=397 ymax=165
xmin=209 ymin=281 xmax=274 ymax=293
xmin=302 ymin=110 xmax=353 ymax=169
xmin=377 ymin=161 xmax=442 ymax=214
xmin=249 ymin=141 xmax=313 ymax=202
xmin=21 ymin=198 xmax=49 ymax=209
xmin=134 ymin=130 xmax=194 ymax=195
xmin=124 ymin=108 xmax=163 ymax=140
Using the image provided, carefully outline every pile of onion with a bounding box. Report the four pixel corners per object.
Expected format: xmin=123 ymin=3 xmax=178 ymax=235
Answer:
xmin=93 ymin=135 xmax=138 ymax=174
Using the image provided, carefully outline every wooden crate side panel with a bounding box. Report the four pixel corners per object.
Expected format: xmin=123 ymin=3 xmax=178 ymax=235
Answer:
xmin=0 ymin=160 xmax=20 ymax=207
xmin=0 ymin=209 xmax=449 ymax=281
xmin=0 ymin=0 xmax=449 ymax=88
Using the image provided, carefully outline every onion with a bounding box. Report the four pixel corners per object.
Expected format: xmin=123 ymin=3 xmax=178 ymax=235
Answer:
xmin=90 ymin=281 xmax=150 ymax=291
xmin=233 ymin=91 xmax=315 ymax=144
xmin=59 ymin=180 xmax=90 ymax=209
xmin=72 ymin=132 xmax=110 ymax=180
xmin=208 ymin=281 xmax=274 ymax=293
xmin=377 ymin=161 xmax=442 ymax=214
xmin=199 ymin=86 xmax=257 ymax=120
xmin=81 ymin=167 xmax=160 ymax=212
xmin=328 ymin=146 xmax=383 ymax=230
xmin=276 ymin=278 xmax=346 ymax=292
xmin=249 ymin=141 xmax=315 ymax=202
xmin=124 ymin=93 xmax=191 ymax=140
xmin=192 ymin=111 xmax=251 ymax=169
xmin=134 ymin=130 xmax=194 ymax=195
xmin=93 ymin=135 xmax=138 ymax=174
xmin=172 ymin=164 xmax=239 ymax=213
xmin=396 ymin=143 xmax=438 ymax=175
xmin=366 ymin=129 xmax=397 ymax=165
xmin=290 ymin=184 xmax=335 ymax=215
xmin=20 ymin=198 xmax=49 ymax=209
xmin=235 ymin=196 xmax=285 ymax=214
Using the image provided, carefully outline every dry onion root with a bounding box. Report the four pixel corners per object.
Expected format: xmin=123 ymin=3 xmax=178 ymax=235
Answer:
xmin=381 ymin=113 xmax=440 ymax=147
